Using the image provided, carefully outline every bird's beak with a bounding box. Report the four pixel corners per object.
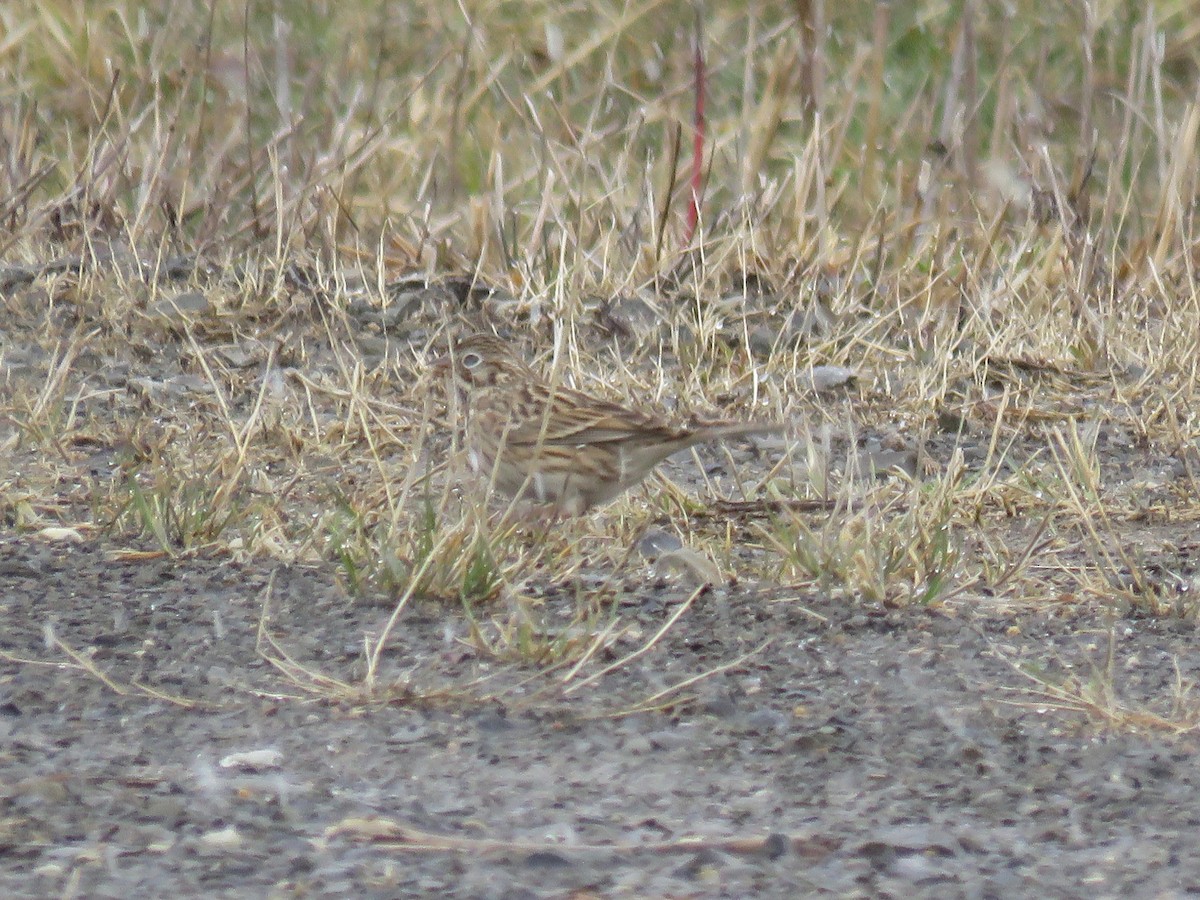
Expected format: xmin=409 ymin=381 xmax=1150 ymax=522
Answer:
xmin=431 ymin=354 xmax=452 ymax=373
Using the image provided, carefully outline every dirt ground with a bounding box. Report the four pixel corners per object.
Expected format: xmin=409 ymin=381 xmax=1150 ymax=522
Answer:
xmin=3 ymin=531 xmax=1199 ymax=899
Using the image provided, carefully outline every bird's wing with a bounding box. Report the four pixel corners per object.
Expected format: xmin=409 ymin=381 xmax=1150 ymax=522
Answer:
xmin=507 ymin=385 xmax=683 ymax=446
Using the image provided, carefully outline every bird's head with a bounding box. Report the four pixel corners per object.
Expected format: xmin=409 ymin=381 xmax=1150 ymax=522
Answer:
xmin=432 ymin=333 xmax=531 ymax=389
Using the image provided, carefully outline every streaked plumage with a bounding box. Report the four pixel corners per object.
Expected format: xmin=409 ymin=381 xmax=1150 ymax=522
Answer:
xmin=435 ymin=333 xmax=779 ymax=516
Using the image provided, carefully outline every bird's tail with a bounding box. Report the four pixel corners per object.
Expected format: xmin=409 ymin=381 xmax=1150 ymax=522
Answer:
xmin=693 ymin=421 xmax=784 ymax=441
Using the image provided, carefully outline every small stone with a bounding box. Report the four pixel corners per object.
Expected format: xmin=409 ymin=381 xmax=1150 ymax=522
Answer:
xmin=219 ymin=748 xmax=283 ymax=771
xmin=637 ymin=529 xmax=683 ymax=559
xmin=199 ymin=826 xmax=243 ymax=849
xmin=149 ymin=291 xmax=210 ymax=322
xmin=805 ymin=365 xmax=858 ymax=392
xmin=35 ymin=527 xmax=85 ymax=544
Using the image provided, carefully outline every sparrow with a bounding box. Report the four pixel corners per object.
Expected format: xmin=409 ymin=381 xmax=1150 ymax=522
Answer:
xmin=434 ymin=333 xmax=780 ymax=516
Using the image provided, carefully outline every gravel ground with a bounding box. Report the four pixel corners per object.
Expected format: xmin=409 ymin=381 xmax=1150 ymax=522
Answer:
xmin=2 ymin=536 xmax=1199 ymax=898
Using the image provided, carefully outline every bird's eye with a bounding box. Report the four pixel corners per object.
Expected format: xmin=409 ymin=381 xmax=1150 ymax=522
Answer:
xmin=462 ymin=351 xmax=483 ymax=369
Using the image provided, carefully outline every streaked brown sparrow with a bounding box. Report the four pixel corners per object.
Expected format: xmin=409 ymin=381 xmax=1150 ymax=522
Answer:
xmin=434 ymin=333 xmax=780 ymax=516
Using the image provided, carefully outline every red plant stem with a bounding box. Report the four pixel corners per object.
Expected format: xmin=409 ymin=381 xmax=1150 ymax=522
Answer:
xmin=685 ymin=15 xmax=706 ymax=246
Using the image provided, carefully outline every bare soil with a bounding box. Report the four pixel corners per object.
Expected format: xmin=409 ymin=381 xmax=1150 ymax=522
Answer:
xmin=3 ymin=533 xmax=1199 ymax=899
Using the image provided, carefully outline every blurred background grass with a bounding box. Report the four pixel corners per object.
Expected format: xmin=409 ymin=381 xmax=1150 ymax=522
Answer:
xmin=5 ymin=1 xmax=1197 ymax=281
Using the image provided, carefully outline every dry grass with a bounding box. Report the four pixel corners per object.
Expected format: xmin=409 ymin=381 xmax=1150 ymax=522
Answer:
xmin=3 ymin=0 xmax=1200 ymax=728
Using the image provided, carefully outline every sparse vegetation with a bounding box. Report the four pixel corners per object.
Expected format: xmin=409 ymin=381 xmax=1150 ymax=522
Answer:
xmin=3 ymin=0 xmax=1200 ymax=739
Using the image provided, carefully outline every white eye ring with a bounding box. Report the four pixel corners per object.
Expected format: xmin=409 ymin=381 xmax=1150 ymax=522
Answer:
xmin=462 ymin=351 xmax=483 ymax=369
